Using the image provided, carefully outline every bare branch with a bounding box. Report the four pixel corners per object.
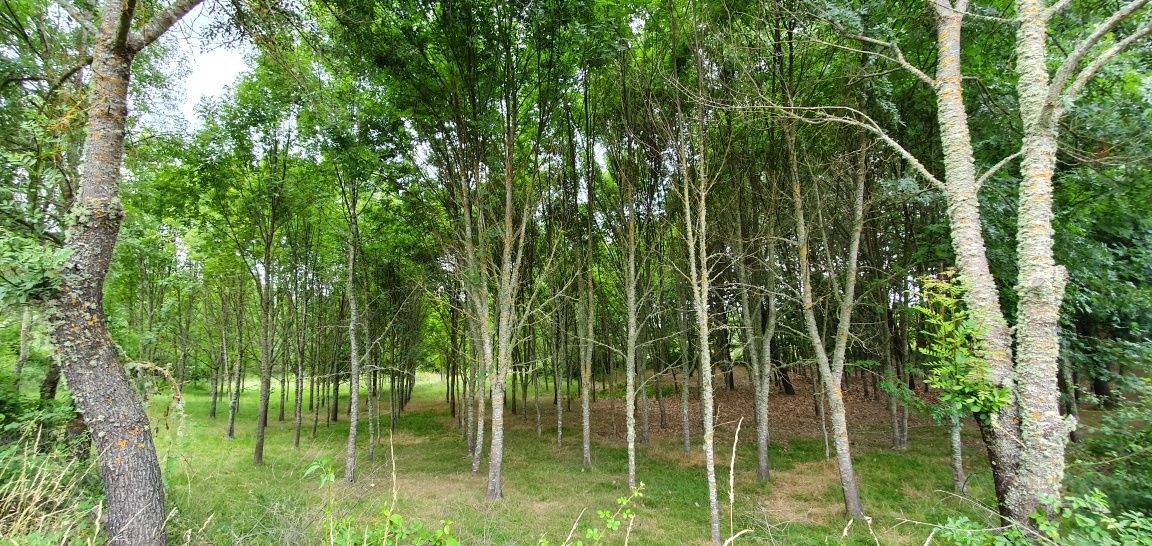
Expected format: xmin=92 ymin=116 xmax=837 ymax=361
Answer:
xmin=839 ymin=34 xmax=935 ymax=87
xmin=127 ymin=0 xmax=204 ymax=53
xmin=975 ymin=150 xmax=1022 ymax=189
xmin=1048 ymin=0 xmax=1150 ymax=104
xmin=782 ymin=105 xmax=945 ymax=191
xmin=58 ymin=0 xmax=97 ymax=35
xmin=1044 ymin=0 xmax=1076 ymax=20
xmin=1064 ymin=21 xmax=1152 ymax=103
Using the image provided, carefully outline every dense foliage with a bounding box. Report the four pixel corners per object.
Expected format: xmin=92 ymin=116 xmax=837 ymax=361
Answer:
xmin=2 ymin=0 xmax=1151 ymax=542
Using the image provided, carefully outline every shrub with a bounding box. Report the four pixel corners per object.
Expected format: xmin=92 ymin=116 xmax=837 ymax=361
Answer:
xmin=1066 ymin=377 xmax=1152 ymax=513
xmin=937 ymin=490 xmax=1152 ymax=545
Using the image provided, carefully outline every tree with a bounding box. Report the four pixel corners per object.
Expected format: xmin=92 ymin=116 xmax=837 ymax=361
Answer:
xmin=796 ymin=0 xmax=1152 ymax=522
xmin=40 ymin=0 xmax=202 ymax=543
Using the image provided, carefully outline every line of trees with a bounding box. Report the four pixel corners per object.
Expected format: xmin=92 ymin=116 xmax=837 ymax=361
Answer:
xmin=2 ymin=0 xmax=1151 ymax=544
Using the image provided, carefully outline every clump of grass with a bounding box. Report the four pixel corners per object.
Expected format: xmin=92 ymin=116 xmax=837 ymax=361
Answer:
xmin=0 ymin=436 xmax=103 ymax=545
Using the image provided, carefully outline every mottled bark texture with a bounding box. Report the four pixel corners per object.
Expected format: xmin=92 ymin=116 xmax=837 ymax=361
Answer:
xmin=924 ymin=0 xmax=1148 ymax=523
xmin=46 ymin=1 xmax=202 ymax=543
xmin=932 ymin=0 xmax=1020 ymax=515
xmin=344 ymin=218 xmax=360 ymax=482
xmin=1004 ymin=0 xmax=1073 ymax=520
xmin=680 ymin=127 xmax=721 ymax=546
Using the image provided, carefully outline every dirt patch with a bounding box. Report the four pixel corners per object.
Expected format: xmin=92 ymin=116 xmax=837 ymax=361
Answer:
xmin=757 ymin=459 xmax=842 ymax=525
xmin=501 ymin=370 xmax=932 ymax=450
xmin=381 ymin=429 xmax=428 ymax=446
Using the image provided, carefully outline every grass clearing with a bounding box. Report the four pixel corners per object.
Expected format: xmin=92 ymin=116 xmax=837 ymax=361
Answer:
xmin=152 ymin=374 xmax=998 ymax=544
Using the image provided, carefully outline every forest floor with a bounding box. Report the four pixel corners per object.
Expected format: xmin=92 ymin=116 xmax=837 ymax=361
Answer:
xmin=151 ymin=372 xmax=1000 ymax=545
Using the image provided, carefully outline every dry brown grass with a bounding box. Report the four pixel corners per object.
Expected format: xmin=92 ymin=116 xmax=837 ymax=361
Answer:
xmin=757 ymin=459 xmax=842 ymax=525
xmin=0 ymin=438 xmax=102 ymax=545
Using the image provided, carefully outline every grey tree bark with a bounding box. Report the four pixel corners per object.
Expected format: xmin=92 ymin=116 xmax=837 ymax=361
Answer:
xmin=46 ymin=1 xmax=202 ymax=543
xmin=734 ymin=203 xmax=777 ymax=483
xmin=786 ymin=125 xmax=867 ymax=519
xmin=485 ymin=131 xmax=527 ymax=498
xmin=930 ymin=1 xmax=1022 ymax=512
xmin=950 ymin=413 xmax=968 ymax=495
xmin=343 ymin=192 xmax=360 ymax=483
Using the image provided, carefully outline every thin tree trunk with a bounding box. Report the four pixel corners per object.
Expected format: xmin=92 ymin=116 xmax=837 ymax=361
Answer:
xmin=227 ymin=300 xmax=242 ymax=439
xmin=344 ymin=212 xmax=360 ymax=483
xmin=279 ymin=356 xmax=287 ymax=422
xmin=254 ymin=241 xmax=274 ymax=465
xmin=787 ymin=123 xmax=866 ymax=519
xmin=556 ymin=311 xmax=565 ymax=448
xmin=639 ymin=341 xmax=650 ymax=445
xmin=679 ymin=312 xmax=692 ymax=455
xmin=13 ymin=308 xmax=31 ymax=390
xmin=580 ymin=289 xmax=594 ymax=468
xmin=208 ymin=361 xmax=219 ymax=419
xmin=950 ymin=413 xmax=968 ymax=495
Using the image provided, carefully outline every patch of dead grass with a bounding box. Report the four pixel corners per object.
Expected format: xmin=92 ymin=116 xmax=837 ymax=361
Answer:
xmin=757 ymin=459 xmax=842 ymax=525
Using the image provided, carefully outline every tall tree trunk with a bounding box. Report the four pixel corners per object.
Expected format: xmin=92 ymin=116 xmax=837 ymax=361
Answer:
xmin=254 ymin=240 xmax=274 ymax=465
xmin=344 ymin=213 xmax=360 ymax=482
xmin=735 ymin=202 xmax=777 ymax=483
xmin=950 ymin=413 xmax=968 ymax=495
xmin=580 ymin=285 xmax=594 ymax=468
xmin=932 ymin=1 xmax=1020 ymax=514
xmin=1003 ymin=0 xmax=1074 ymax=521
xmin=787 ymin=124 xmax=866 ymax=519
xmin=624 ymin=194 xmax=641 ymax=487
xmin=679 ymin=311 xmax=692 ymax=455
xmin=43 ymin=1 xmax=201 ymax=541
xmin=639 ymin=341 xmax=650 ymax=444
xmin=227 ymin=302 xmax=241 ymax=439
xmin=208 ymin=360 xmax=219 ymax=419
xmin=470 ymin=307 xmax=490 ymax=473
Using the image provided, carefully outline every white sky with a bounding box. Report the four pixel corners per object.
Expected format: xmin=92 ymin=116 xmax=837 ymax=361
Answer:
xmin=167 ymin=3 xmax=249 ymax=127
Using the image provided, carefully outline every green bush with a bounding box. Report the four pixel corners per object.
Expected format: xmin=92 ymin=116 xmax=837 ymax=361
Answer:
xmin=938 ymin=490 xmax=1152 ymax=545
xmin=1067 ymin=377 xmax=1152 ymax=513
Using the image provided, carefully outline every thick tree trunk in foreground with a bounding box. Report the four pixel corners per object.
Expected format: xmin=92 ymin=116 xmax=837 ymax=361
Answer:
xmin=44 ymin=1 xmax=201 ymax=542
xmin=1002 ymin=0 xmax=1074 ymax=520
xmin=932 ymin=1 xmax=1021 ymax=514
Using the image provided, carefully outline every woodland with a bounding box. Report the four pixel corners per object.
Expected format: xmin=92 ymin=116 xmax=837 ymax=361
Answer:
xmin=2 ymin=0 xmax=1152 ymax=544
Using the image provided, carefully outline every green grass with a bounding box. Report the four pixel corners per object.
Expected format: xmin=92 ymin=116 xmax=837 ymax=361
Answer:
xmin=150 ymin=376 xmax=999 ymax=545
